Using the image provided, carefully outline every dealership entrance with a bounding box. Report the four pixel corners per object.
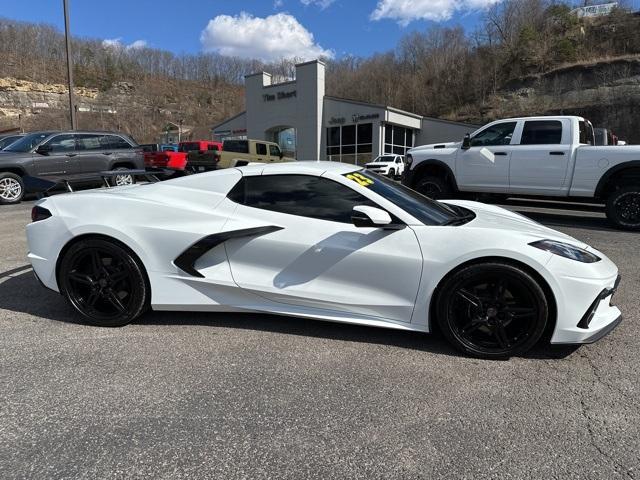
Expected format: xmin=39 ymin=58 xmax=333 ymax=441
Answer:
xmin=212 ymin=60 xmax=477 ymax=162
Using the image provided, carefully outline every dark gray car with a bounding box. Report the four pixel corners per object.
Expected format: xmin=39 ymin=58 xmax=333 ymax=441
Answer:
xmin=0 ymin=130 xmax=144 ymax=204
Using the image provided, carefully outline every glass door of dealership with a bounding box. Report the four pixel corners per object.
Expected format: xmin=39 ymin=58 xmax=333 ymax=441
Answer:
xmin=383 ymin=124 xmax=414 ymax=156
xmin=326 ymin=123 xmax=373 ymax=165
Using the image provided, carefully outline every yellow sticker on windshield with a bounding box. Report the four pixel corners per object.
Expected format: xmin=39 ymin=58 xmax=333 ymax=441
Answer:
xmin=345 ymin=172 xmax=374 ymax=187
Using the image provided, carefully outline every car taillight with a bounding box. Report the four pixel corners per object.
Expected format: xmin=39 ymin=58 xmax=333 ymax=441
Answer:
xmin=31 ymin=206 xmax=52 ymax=222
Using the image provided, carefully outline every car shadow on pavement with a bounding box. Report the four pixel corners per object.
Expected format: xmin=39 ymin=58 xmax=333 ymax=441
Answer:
xmin=0 ymin=270 xmax=578 ymax=360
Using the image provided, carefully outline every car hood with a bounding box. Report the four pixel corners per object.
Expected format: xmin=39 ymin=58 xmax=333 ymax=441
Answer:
xmin=442 ymin=199 xmax=587 ymax=247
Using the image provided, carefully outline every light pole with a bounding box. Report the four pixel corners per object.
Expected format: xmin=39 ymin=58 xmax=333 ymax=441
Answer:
xmin=63 ymin=0 xmax=77 ymax=130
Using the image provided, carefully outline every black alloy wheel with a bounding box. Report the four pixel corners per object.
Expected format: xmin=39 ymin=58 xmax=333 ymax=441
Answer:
xmin=416 ymin=175 xmax=449 ymax=199
xmin=436 ymin=262 xmax=548 ymax=358
xmin=59 ymin=238 xmax=149 ymax=327
xmin=606 ymin=186 xmax=640 ymax=231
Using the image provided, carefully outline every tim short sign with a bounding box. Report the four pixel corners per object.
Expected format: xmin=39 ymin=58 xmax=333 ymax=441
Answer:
xmin=329 ymin=113 xmax=381 ymax=125
xmin=570 ymin=2 xmax=617 ymax=17
xmin=263 ymin=90 xmax=297 ymax=102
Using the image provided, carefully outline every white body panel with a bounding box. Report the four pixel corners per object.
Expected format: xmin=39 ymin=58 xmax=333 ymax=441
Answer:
xmin=26 ymin=162 xmax=621 ymax=346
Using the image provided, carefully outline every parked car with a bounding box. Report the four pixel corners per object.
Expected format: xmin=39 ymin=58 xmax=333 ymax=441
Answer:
xmin=27 ymin=162 xmax=621 ymax=359
xmin=0 ymin=130 xmax=144 ymax=204
xmin=218 ymin=139 xmax=295 ymax=168
xmin=179 ymin=140 xmax=223 ymax=173
xmin=402 ymin=116 xmax=640 ymax=230
xmin=0 ymin=133 xmax=26 ymax=150
xmin=364 ymin=154 xmax=405 ymax=178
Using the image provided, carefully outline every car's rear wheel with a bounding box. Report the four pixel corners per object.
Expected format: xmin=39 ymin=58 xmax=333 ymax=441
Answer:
xmin=605 ymin=185 xmax=640 ymax=231
xmin=113 ymin=167 xmax=135 ymax=187
xmin=59 ymin=238 xmax=149 ymax=327
xmin=0 ymin=172 xmax=25 ymax=204
xmin=436 ymin=262 xmax=548 ymax=358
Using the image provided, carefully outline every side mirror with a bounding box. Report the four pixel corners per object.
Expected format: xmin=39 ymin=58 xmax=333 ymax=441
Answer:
xmin=351 ymin=206 xmax=404 ymax=230
xmin=35 ymin=144 xmax=52 ymax=155
xmin=461 ymin=133 xmax=471 ymax=150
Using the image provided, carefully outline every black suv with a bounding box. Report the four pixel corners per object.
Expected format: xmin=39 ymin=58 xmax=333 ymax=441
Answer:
xmin=0 ymin=130 xmax=144 ymax=204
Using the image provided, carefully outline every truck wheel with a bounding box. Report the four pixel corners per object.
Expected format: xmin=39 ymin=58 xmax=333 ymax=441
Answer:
xmin=416 ymin=175 xmax=450 ymax=199
xmin=606 ymin=185 xmax=640 ymax=230
xmin=387 ymin=168 xmax=396 ymax=179
xmin=0 ymin=172 xmax=25 ymax=204
xmin=113 ymin=167 xmax=136 ymax=187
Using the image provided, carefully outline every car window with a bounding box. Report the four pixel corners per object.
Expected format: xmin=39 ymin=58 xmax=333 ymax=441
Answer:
xmin=343 ymin=171 xmax=458 ymax=226
xmin=45 ymin=134 xmax=76 ymax=153
xmin=0 ymin=135 xmax=21 ymax=150
xmin=256 ymin=143 xmax=267 ymax=156
xmin=470 ymin=122 xmax=517 ymax=147
xmin=269 ymin=145 xmax=281 ymax=157
xmin=223 ymin=140 xmax=249 ymax=154
xmin=520 ymin=121 xmax=563 ymax=145
xmin=4 ymin=132 xmax=53 ymax=152
xmin=207 ymin=144 xmax=219 ymax=151
xmin=228 ymin=174 xmax=376 ymax=223
xmin=75 ymin=134 xmax=102 ymax=151
xmin=579 ymin=121 xmax=595 ymax=145
xmin=105 ymin=135 xmax=132 ymax=149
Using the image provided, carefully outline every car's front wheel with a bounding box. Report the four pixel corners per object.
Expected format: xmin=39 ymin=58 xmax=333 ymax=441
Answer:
xmin=436 ymin=262 xmax=548 ymax=358
xmin=113 ymin=167 xmax=136 ymax=187
xmin=58 ymin=238 xmax=149 ymax=327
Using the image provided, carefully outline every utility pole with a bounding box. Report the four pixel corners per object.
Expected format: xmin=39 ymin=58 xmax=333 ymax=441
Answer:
xmin=63 ymin=0 xmax=77 ymax=130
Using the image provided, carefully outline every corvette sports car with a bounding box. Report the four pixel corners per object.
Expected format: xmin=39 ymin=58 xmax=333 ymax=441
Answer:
xmin=27 ymin=162 xmax=622 ymax=358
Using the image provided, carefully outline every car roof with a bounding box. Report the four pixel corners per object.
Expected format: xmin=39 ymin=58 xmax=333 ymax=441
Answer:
xmin=235 ymin=161 xmax=361 ymax=176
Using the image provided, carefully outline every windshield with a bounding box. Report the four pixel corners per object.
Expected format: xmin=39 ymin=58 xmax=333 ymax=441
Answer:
xmin=0 ymin=135 xmax=22 ymax=150
xmin=343 ymin=170 xmax=459 ymax=226
xmin=374 ymin=156 xmax=395 ymax=163
xmin=4 ymin=132 xmax=53 ymax=152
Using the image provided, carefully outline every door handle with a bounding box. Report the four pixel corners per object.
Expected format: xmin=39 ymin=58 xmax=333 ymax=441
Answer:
xmin=102 ymin=152 xmax=113 ymax=155
xmin=493 ymin=152 xmax=508 ymax=156
xmin=65 ymin=153 xmax=77 ymax=157
xmin=549 ymin=151 xmax=565 ymax=156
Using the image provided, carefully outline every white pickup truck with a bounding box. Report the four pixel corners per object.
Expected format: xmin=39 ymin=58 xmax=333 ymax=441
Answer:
xmin=402 ymin=116 xmax=640 ymax=230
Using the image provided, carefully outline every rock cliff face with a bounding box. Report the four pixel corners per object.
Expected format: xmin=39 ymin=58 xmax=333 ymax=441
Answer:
xmin=448 ymin=56 xmax=640 ymax=144
xmin=0 ymin=76 xmax=244 ymax=142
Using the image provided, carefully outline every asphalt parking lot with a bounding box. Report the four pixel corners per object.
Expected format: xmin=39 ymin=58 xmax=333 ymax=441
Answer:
xmin=1 ymin=197 xmax=638 ymax=479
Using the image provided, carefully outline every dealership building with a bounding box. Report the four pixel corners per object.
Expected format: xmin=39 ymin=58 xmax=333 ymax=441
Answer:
xmin=212 ymin=60 xmax=477 ymax=164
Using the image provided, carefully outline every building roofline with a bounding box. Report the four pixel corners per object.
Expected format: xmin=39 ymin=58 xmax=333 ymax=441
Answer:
xmin=324 ymin=95 xmax=423 ymax=120
xmin=421 ymin=116 xmax=482 ymax=128
xmin=211 ymin=111 xmax=247 ymax=131
xmin=295 ymin=59 xmax=326 ymax=68
xmin=244 ymin=71 xmax=272 ymax=79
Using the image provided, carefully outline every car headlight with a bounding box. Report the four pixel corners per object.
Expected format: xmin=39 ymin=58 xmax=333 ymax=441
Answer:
xmin=529 ymin=239 xmax=601 ymax=263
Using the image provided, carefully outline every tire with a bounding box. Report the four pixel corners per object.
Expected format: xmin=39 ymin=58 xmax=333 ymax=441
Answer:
xmin=415 ymin=175 xmax=450 ymax=199
xmin=435 ymin=262 xmax=548 ymax=359
xmin=387 ymin=168 xmax=396 ymax=179
xmin=58 ymin=238 xmax=149 ymax=327
xmin=0 ymin=172 xmax=25 ymax=204
xmin=605 ymin=185 xmax=640 ymax=231
xmin=113 ymin=167 xmax=136 ymax=187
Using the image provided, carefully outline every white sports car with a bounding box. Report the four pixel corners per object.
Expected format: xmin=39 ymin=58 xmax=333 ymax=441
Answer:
xmin=27 ymin=162 xmax=622 ymax=358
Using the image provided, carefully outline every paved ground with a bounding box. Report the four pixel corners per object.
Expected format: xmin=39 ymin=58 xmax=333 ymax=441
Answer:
xmin=0 ymin=198 xmax=638 ymax=479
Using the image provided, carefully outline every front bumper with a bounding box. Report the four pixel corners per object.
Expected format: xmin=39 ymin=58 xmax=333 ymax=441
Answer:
xmin=549 ymin=261 xmax=622 ymax=344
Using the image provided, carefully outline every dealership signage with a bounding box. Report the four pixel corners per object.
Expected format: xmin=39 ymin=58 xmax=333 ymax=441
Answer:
xmin=329 ymin=113 xmax=381 ymax=125
xmin=263 ymin=90 xmax=297 ymax=102
xmin=571 ymin=2 xmax=617 ymax=17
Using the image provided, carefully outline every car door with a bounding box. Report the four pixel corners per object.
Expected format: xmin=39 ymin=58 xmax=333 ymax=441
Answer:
xmin=223 ymin=174 xmax=423 ymax=323
xmin=254 ymin=142 xmax=268 ymax=162
xmin=32 ymin=134 xmax=76 ymax=176
xmin=508 ymin=119 xmax=572 ymax=195
xmin=268 ymin=144 xmax=281 ymax=163
xmin=455 ymin=121 xmax=517 ymax=192
xmin=74 ymin=133 xmax=108 ymax=173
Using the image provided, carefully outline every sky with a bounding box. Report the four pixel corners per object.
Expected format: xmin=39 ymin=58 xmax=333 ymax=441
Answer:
xmin=1 ymin=0 xmax=536 ymax=61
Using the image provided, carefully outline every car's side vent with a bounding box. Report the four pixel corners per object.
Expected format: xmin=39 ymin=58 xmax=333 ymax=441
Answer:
xmin=174 ymin=226 xmax=284 ymax=277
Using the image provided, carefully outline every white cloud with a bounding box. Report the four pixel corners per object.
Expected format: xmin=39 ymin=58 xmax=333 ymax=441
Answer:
xmin=200 ymin=12 xmax=333 ymax=62
xmin=300 ymin=0 xmax=336 ymax=9
xmin=371 ymin=0 xmax=502 ymax=25
xmin=102 ymin=38 xmax=148 ymax=50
